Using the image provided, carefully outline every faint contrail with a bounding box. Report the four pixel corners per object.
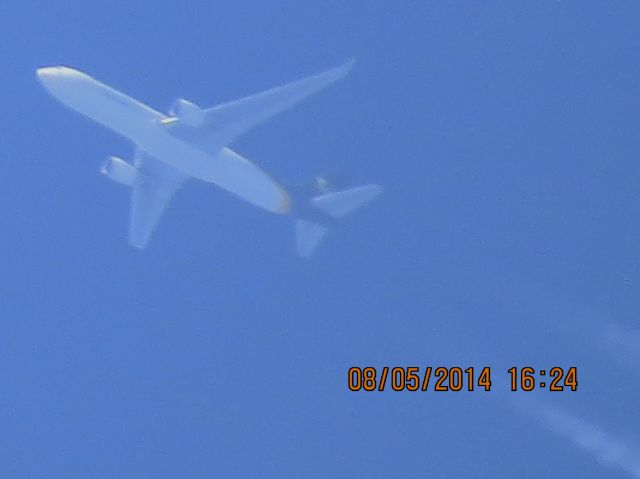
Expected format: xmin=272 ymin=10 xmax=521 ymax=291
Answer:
xmin=511 ymin=396 xmax=640 ymax=478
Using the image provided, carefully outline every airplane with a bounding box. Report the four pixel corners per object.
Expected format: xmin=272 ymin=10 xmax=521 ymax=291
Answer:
xmin=36 ymin=61 xmax=382 ymax=256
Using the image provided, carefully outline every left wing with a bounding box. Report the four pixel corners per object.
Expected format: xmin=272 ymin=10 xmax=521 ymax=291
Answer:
xmin=129 ymin=149 xmax=188 ymax=248
xmin=166 ymin=59 xmax=355 ymax=151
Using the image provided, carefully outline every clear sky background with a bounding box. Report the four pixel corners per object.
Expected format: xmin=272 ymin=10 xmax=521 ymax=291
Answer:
xmin=1 ymin=1 xmax=640 ymax=478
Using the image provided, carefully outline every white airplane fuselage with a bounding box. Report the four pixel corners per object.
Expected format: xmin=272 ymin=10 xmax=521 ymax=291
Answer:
xmin=36 ymin=67 xmax=290 ymax=214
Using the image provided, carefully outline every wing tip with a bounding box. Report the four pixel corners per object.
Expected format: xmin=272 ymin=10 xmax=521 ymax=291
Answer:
xmin=337 ymin=58 xmax=356 ymax=77
xmin=128 ymin=234 xmax=149 ymax=250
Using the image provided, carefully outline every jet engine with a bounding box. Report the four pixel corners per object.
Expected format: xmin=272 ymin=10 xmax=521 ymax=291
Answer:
xmin=169 ymin=98 xmax=206 ymax=127
xmin=101 ymin=156 xmax=137 ymax=186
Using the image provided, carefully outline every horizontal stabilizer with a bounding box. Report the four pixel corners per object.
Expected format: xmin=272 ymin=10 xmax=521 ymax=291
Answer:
xmin=311 ymin=184 xmax=382 ymax=219
xmin=295 ymin=219 xmax=328 ymax=257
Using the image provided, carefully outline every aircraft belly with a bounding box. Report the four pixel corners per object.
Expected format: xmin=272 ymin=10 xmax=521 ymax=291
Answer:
xmin=137 ymin=131 xmax=290 ymax=214
xmin=40 ymin=73 xmax=163 ymax=139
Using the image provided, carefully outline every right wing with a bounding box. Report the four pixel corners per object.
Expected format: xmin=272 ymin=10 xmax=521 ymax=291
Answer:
xmin=169 ymin=60 xmax=355 ymax=151
xmin=129 ymin=149 xmax=188 ymax=248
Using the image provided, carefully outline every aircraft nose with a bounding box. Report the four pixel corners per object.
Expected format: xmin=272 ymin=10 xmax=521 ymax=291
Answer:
xmin=36 ymin=66 xmax=83 ymax=82
xmin=37 ymin=66 xmax=64 ymax=78
xmin=36 ymin=67 xmax=56 ymax=78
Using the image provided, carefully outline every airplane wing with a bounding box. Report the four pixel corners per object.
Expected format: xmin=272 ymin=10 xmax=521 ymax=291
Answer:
xmin=168 ymin=60 xmax=355 ymax=151
xmin=129 ymin=148 xmax=188 ymax=248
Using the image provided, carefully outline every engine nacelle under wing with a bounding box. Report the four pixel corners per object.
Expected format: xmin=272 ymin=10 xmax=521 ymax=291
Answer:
xmin=169 ymin=98 xmax=206 ymax=127
xmin=101 ymin=156 xmax=137 ymax=186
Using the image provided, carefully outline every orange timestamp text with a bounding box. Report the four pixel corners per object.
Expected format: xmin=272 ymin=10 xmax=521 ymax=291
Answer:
xmin=348 ymin=366 xmax=578 ymax=392
xmin=348 ymin=366 xmax=493 ymax=392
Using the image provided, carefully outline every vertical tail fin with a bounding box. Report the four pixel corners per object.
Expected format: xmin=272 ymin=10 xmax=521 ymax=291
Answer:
xmin=295 ymin=220 xmax=329 ymax=257
xmin=294 ymin=184 xmax=382 ymax=257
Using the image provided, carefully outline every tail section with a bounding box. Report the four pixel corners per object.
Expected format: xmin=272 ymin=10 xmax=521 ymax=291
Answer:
xmin=311 ymin=184 xmax=383 ymax=219
xmin=294 ymin=183 xmax=382 ymax=257
xmin=295 ymin=220 xmax=329 ymax=257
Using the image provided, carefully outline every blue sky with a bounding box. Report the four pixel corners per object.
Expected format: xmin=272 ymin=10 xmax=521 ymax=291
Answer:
xmin=2 ymin=1 xmax=640 ymax=478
